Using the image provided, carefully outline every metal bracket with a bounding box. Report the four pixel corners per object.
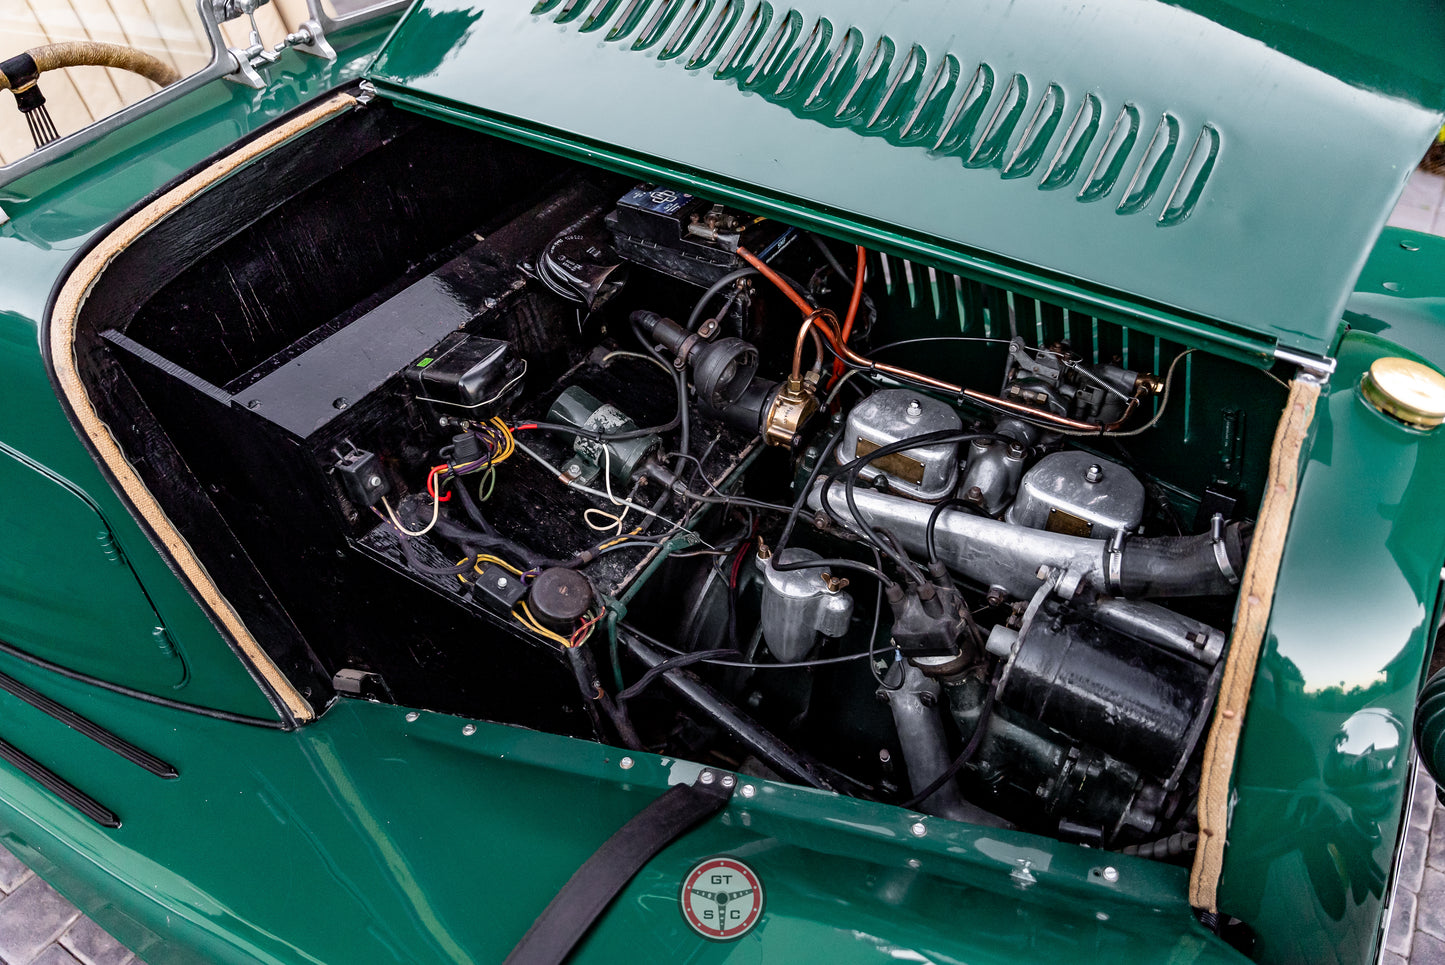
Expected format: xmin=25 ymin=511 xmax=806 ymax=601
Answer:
xmin=1273 ymin=345 xmax=1336 ymax=382
xmin=218 ymin=0 xmax=336 ymax=88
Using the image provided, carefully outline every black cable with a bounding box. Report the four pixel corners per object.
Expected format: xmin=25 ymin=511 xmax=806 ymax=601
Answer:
xmin=774 ymin=428 xmax=844 ymax=562
xmin=619 ymin=626 xmax=880 ymax=671
xmin=865 ymin=545 xmax=901 ymax=692
xmin=686 ymin=267 xmax=758 ymax=332
xmin=671 ymin=488 xmax=798 ymax=515
xmin=898 ymin=680 xmax=997 ymax=809
xmin=925 ymin=498 xmax=973 ymax=566
xmin=617 ymin=648 xmax=738 ymax=703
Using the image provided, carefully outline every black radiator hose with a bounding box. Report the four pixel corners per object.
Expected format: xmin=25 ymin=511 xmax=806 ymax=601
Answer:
xmin=1115 ymin=521 xmax=1251 ymax=598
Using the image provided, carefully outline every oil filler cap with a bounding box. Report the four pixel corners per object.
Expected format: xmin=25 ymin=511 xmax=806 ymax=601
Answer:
xmin=1360 ymin=357 xmax=1445 ymax=429
xmin=527 ymin=567 xmax=593 ymax=633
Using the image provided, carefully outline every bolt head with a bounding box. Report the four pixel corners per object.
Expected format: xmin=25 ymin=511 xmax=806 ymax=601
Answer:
xmin=462 ymin=724 xmax=476 ymax=736
xmin=878 ymin=748 xmax=892 ymax=763
xmin=700 ymin=770 xmax=716 ymax=785
xmin=721 ymin=774 xmax=736 ymax=788
xmin=1102 ymin=866 xmax=1119 ymax=883
xmin=404 ymin=711 xmax=419 ymax=723
xmin=740 ymin=784 xmax=756 ymax=798
xmin=910 ymin=822 xmax=927 ymax=838
xmin=1085 ymin=464 xmax=1103 ymax=484
xmin=619 ymin=756 xmax=634 ymax=770
xmin=366 ymin=475 xmax=383 ymax=488
xmin=496 ymin=577 xmax=509 ymax=588
xmin=565 ymin=464 xmax=581 ymax=477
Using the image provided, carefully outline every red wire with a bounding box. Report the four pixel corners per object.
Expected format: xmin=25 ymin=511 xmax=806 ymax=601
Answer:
xmin=426 ymin=465 xmax=452 ymax=502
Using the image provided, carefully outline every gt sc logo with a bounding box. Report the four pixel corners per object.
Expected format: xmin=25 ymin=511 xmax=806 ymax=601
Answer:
xmin=679 ymin=857 xmax=764 ymax=941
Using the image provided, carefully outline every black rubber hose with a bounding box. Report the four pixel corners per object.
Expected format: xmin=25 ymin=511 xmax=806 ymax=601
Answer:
xmin=1117 ymin=522 xmax=1250 ymax=598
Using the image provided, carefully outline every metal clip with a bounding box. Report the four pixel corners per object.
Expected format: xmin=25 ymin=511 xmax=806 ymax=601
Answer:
xmin=1210 ymin=513 xmax=1239 ymax=584
xmin=1105 ymin=528 xmax=1127 ymax=596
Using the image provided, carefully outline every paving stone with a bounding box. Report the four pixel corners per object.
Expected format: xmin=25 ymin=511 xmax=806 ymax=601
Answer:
xmin=1383 ymin=952 xmax=1408 ymax=965
xmin=1418 ymin=868 xmax=1445 ymax=941
xmin=1428 ymin=816 xmax=1445 ymax=874
xmin=1414 ymin=931 xmax=1445 ymax=965
xmin=1403 ymin=822 xmax=1431 ymax=895
xmin=60 ymin=917 xmax=134 ymax=965
xmin=31 ymin=946 xmax=85 ymax=965
xmin=1413 ymin=776 xmax=1438 ymax=832
xmin=0 ymin=844 xmax=32 ymax=894
xmin=1387 ymin=887 xmax=1419 ymax=957
xmin=0 ymin=875 xmax=82 ymax=965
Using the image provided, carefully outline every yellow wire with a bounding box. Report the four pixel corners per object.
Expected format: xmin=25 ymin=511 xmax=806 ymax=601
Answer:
xmin=514 ymin=602 xmax=572 ymax=647
xmin=456 ymin=554 xmax=524 ymax=584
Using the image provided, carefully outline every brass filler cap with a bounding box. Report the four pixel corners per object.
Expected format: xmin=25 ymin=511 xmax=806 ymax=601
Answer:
xmin=1361 ymin=356 xmax=1445 ymax=429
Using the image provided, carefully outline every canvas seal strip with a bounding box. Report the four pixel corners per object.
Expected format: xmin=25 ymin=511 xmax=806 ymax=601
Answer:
xmin=1189 ymin=374 xmax=1320 ymax=910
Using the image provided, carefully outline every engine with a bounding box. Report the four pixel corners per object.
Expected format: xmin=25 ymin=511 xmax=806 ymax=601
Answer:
xmin=366 ymin=183 xmax=1249 ymax=853
xmin=107 ymin=169 xmax=1265 ymax=860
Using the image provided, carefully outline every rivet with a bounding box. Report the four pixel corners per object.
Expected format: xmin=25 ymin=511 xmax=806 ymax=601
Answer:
xmin=404 ymin=711 xmax=419 ymax=723
xmin=619 ymin=756 xmax=634 ymax=770
xmin=907 ymin=858 xmax=921 ymax=869
xmin=740 ymin=784 xmax=756 ymax=798
xmin=1401 ymin=241 xmax=1421 ymax=252
xmin=332 ymin=397 xmax=350 ymax=410
xmin=1096 ymin=911 xmax=1110 ymax=921
xmin=700 ymin=770 xmax=716 ymax=785
xmin=721 ymin=774 xmax=736 ymax=789
xmin=462 ymin=724 xmax=476 ymax=736
xmin=910 ymin=822 xmax=927 ymax=837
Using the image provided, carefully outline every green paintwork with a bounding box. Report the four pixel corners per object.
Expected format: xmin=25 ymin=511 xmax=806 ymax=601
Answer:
xmin=0 ymin=441 xmax=185 ymax=692
xmin=366 ymin=0 xmax=1445 ymax=359
xmin=1219 ymin=332 xmax=1445 ymax=965
xmin=1344 ymin=227 xmax=1445 ymax=361
xmin=0 ymin=4 xmax=1441 ymax=965
xmin=0 ymin=646 xmax=1249 ymax=965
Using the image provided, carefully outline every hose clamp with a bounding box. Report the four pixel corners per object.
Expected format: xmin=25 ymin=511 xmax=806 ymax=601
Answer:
xmin=1105 ymin=529 xmax=1126 ymax=596
xmin=1210 ymin=513 xmax=1239 ymax=584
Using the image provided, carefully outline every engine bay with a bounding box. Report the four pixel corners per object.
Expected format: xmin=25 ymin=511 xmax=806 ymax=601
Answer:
xmin=78 ymin=104 xmax=1291 ymax=862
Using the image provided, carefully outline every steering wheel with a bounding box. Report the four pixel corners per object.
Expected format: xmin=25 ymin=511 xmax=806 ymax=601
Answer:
xmin=0 ymin=43 xmax=180 ymax=150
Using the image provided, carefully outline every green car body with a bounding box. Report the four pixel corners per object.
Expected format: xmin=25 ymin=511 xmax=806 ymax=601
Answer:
xmin=0 ymin=2 xmax=1442 ymax=963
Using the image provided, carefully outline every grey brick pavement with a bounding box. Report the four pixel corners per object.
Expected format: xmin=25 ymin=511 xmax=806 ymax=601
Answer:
xmin=0 ymin=844 xmax=140 ymax=965
xmin=1384 ymin=764 xmax=1445 ymax=965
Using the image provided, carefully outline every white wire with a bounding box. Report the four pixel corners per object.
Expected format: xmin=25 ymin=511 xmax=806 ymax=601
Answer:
xmin=381 ymin=490 xmax=440 ymax=537
xmin=601 ymin=350 xmax=673 ymax=378
xmin=513 ymin=437 xmax=679 ymax=527
xmin=582 ymin=447 xmax=630 ymax=536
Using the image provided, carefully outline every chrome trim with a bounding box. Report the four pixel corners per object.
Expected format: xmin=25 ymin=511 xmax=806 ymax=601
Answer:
xmin=1273 ymin=344 xmax=1337 ymax=380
